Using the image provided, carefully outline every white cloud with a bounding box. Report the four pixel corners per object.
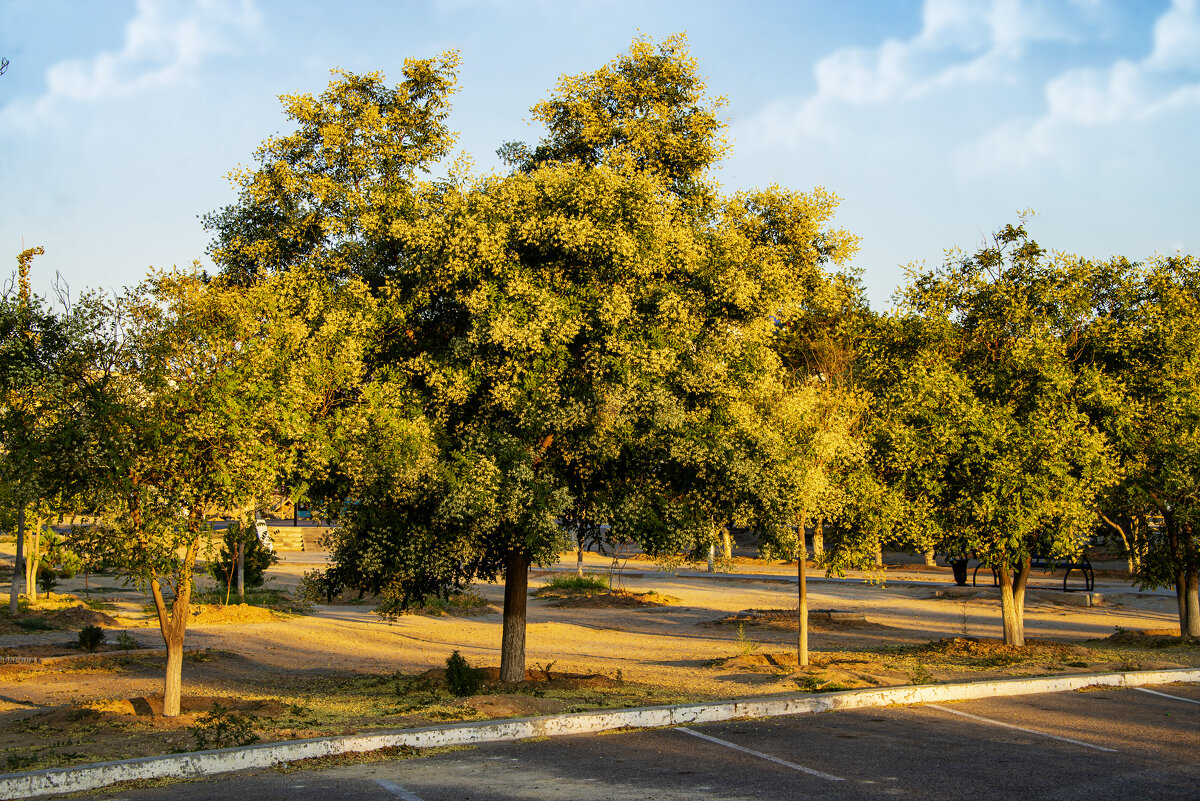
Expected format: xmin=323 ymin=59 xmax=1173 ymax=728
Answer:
xmin=961 ymin=0 xmax=1200 ymax=170
xmin=737 ymin=0 xmax=1086 ymax=144
xmin=1 ymin=0 xmax=261 ymax=130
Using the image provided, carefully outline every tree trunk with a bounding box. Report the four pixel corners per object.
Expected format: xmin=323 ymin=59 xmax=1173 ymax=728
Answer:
xmin=707 ymin=544 xmax=714 ymax=573
xmin=798 ymin=542 xmax=809 ymax=667
xmin=150 ymin=536 xmax=198 ymax=718
xmin=500 ymin=550 xmax=529 ymax=683
xmin=1186 ymin=565 xmax=1200 ymax=639
xmin=998 ymin=557 xmax=1030 ymax=647
xmin=24 ymin=519 xmax=40 ymax=604
xmin=1176 ymin=572 xmax=1187 ymax=635
xmin=575 ymin=531 xmax=584 ymax=578
xmin=923 ymin=550 xmax=936 ymax=567
xmin=10 ymin=506 xmax=24 ymax=615
xmin=812 ymin=518 xmax=824 ymax=563
xmin=874 ymin=541 xmax=883 ymax=568
xmin=236 ymin=541 xmax=245 ymax=598
xmin=721 ymin=527 xmax=731 ymax=561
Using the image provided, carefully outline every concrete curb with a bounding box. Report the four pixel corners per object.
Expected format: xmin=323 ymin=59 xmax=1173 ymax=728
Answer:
xmin=3 ymin=667 xmax=1198 ymax=799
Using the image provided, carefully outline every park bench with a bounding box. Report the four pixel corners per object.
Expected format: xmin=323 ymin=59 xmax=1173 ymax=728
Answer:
xmin=971 ymin=553 xmax=1094 ymax=592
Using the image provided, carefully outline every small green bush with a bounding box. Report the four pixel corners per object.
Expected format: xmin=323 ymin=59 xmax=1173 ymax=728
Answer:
xmin=189 ymin=703 xmax=259 ymax=750
xmin=36 ymin=565 xmax=57 ymax=594
xmin=445 ymin=651 xmax=483 ymax=697
xmin=537 ymin=573 xmax=609 ymax=594
xmin=77 ymin=625 xmax=106 ymax=652
xmin=15 ymin=617 xmax=53 ymax=631
xmin=114 ymin=631 xmax=140 ymax=650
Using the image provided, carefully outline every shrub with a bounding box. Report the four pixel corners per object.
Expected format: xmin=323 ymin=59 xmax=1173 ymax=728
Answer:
xmin=36 ymin=565 xmax=57 ymax=594
xmin=536 ymin=573 xmax=609 ymax=595
xmin=208 ymin=523 xmax=279 ymax=590
xmin=189 ymin=703 xmax=259 ymax=750
xmin=114 ymin=631 xmax=140 ymax=650
xmin=445 ymin=651 xmax=483 ymax=697
xmin=77 ymin=625 xmax=106 ymax=652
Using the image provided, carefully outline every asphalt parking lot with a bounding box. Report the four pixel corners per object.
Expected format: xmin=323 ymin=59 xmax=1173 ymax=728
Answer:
xmin=87 ymin=684 xmax=1200 ymax=801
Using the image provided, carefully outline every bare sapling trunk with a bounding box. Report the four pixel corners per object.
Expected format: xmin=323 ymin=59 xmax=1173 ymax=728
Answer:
xmin=1186 ymin=565 xmax=1200 ymax=639
xmin=797 ymin=515 xmax=809 ymax=667
xmin=10 ymin=506 xmax=25 ymax=615
xmin=500 ymin=550 xmax=530 ymax=683
xmin=997 ymin=556 xmax=1030 ymax=647
xmin=24 ymin=519 xmax=42 ymax=604
xmin=150 ymin=537 xmax=199 ymax=718
xmin=236 ymin=541 xmax=245 ymax=598
xmin=1102 ymin=514 xmax=1136 ymax=574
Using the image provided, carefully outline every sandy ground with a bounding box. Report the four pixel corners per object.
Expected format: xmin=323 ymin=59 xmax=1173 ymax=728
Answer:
xmin=0 ymin=546 xmax=1186 ymax=713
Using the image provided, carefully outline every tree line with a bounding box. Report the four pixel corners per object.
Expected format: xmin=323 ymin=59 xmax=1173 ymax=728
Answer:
xmin=2 ymin=36 xmax=1197 ymax=718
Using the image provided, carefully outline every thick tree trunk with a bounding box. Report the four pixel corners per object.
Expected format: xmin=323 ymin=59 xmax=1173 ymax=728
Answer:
xmin=150 ymin=535 xmax=198 ymax=718
xmin=500 ymin=551 xmax=529 ymax=683
xmin=998 ymin=557 xmax=1030 ymax=647
xmin=10 ymin=506 xmax=24 ymax=615
xmin=923 ymin=550 xmax=936 ymax=567
xmin=1186 ymin=566 xmax=1200 ymax=639
xmin=874 ymin=541 xmax=883 ymax=569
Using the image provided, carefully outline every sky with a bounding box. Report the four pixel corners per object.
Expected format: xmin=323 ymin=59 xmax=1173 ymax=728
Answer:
xmin=2 ymin=0 xmax=1197 ymax=310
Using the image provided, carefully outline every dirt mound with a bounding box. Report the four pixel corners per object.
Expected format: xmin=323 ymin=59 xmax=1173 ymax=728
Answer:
xmin=188 ymin=604 xmax=282 ymax=625
xmin=0 ymin=605 xmax=118 ymax=635
xmin=919 ymin=636 xmax=1091 ymax=662
xmin=1102 ymin=629 xmax=1186 ymax=647
xmin=420 ymin=665 xmax=622 ymax=689
xmin=549 ymin=590 xmax=679 ymax=609
xmin=713 ymin=608 xmax=877 ymax=629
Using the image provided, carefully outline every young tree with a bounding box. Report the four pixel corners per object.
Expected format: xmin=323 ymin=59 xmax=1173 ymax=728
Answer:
xmin=0 ymin=248 xmax=106 ymax=613
xmin=878 ymin=223 xmax=1113 ymax=646
xmin=82 ymin=268 xmax=374 ymax=716
xmin=1084 ymin=255 xmax=1200 ymax=637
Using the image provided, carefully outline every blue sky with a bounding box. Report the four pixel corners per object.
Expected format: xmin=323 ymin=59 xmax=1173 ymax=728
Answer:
xmin=2 ymin=0 xmax=1197 ymax=309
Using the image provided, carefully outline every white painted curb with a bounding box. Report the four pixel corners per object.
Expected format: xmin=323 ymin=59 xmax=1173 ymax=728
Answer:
xmin=2 ymin=667 xmax=1197 ymax=799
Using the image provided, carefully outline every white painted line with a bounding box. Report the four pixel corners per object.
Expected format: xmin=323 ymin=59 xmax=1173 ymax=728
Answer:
xmin=1135 ymin=687 xmax=1200 ymax=705
xmin=676 ymin=727 xmax=844 ymax=782
xmin=375 ymin=778 xmax=426 ymax=800
xmin=926 ymin=705 xmax=1116 ymax=752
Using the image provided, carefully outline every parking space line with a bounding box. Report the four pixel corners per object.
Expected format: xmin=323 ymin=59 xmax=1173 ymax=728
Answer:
xmin=1135 ymin=687 xmax=1200 ymax=705
xmin=676 ymin=727 xmax=844 ymax=781
xmin=374 ymin=778 xmax=426 ymax=800
xmin=926 ymin=705 xmax=1116 ymax=752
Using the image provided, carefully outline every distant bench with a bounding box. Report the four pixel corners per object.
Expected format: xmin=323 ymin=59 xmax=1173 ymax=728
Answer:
xmin=971 ymin=554 xmax=1095 ymax=592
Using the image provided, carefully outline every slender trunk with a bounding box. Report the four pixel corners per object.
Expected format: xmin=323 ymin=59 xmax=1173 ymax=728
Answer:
xmin=576 ymin=543 xmax=584 ymax=577
xmin=812 ymin=518 xmax=824 ymax=563
xmin=500 ymin=550 xmax=529 ymax=683
xmin=721 ymin=527 xmax=731 ymax=561
xmin=797 ymin=515 xmax=808 ymax=667
xmin=998 ymin=557 xmax=1030 ymax=647
xmin=236 ymin=541 xmax=245 ymax=598
xmin=24 ymin=521 xmax=40 ymax=604
xmin=707 ymin=544 xmax=714 ymax=573
xmin=10 ymin=506 xmax=24 ymax=615
xmin=1102 ymin=514 xmax=1136 ymax=574
xmin=874 ymin=541 xmax=883 ymax=569
xmin=1186 ymin=566 xmax=1200 ymax=639
xmin=1176 ymin=573 xmax=1187 ymax=634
